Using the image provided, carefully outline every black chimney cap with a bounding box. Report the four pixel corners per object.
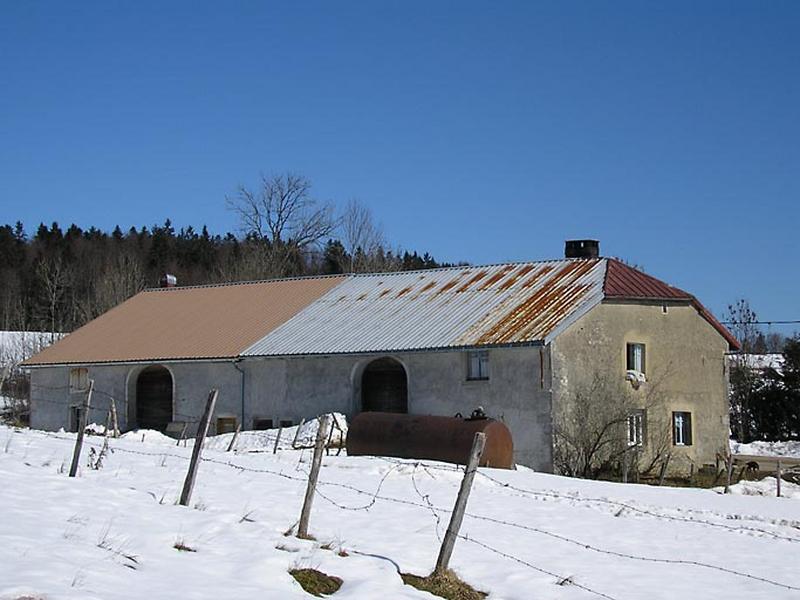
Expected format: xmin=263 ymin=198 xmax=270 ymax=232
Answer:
xmin=565 ymin=240 xmax=600 ymax=259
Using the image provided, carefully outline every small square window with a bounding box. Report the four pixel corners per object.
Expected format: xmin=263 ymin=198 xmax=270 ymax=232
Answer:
xmin=216 ymin=416 xmax=238 ymax=435
xmin=626 ymin=343 xmax=646 ymax=374
xmin=672 ymin=411 xmax=692 ymax=446
xmin=69 ymin=368 xmax=89 ymax=393
xmin=467 ymin=350 xmax=489 ymax=380
xmin=253 ymin=418 xmax=273 ymax=431
xmin=627 ymin=410 xmax=646 ymax=447
xmin=279 ymin=419 xmax=294 ymax=428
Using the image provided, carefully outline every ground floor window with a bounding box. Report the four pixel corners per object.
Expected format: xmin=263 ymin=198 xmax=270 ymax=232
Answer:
xmin=216 ymin=416 xmax=238 ymax=434
xmin=672 ymin=411 xmax=692 ymax=446
xmin=279 ymin=419 xmax=294 ymax=428
xmin=627 ymin=409 xmax=646 ymax=446
xmin=253 ymin=418 xmax=273 ymax=430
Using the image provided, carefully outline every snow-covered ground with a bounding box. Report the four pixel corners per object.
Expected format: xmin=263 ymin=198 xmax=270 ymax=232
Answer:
xmin=731 ymin=439 xmax=800 ymax=458
xmin=2 ymin=424 xmax=800 ymax=600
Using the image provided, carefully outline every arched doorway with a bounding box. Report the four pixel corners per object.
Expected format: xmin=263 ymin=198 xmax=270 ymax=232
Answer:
xmin=361 ymin=357 xmax=408 ymax=413
xmin=136 ymin=365 xmax=173 ymax=431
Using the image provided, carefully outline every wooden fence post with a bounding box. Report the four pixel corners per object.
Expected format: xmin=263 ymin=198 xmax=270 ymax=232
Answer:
xmin=110 ymin=398 xmax=119 ymax=438
xmin=226 ymin=424 xmax=241 ymax=452
xmin=68 ymin=379 xmax=94 ymax=478
xmin=273 ymin=426 xmax=283 ymax=454
xmin=724 ymin=452 xmax=734 ymax=494
xmin=297 ymin=415 xmax=331 ymax=539
xmin=776 ymin=460 xmax=782 ymax=498
xmin=291 ymin=418 xmax=306 ymax=449
xmin=179 ymin=389 xmax=218 ymax=507
xmin=176 ymin=422 xmax=188 ymax=447
xmin=434 ymin=432 xmax=486 ymax=575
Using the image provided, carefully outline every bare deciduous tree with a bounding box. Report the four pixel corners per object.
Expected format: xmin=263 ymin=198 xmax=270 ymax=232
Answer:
xmin=553 ymin=364 xmax=673 ymax=479
xmin=725 ymin=299 xmax=760 ymax=442
xmin=227 ymin=173 xmax=335 ymax=249
xmin=36 ymin=256 xmax=70 ymax=335
xmin=226 ymin=173 xmax=336 ymax=279
xmin=340 ymin=199 xmax=385 ymax=272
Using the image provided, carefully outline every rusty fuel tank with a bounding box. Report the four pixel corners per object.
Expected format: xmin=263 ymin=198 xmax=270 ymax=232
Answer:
xmin=346 ymin=412 xmax=514 ymax=469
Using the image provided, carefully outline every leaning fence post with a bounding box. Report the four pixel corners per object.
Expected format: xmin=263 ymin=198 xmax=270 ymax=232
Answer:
xmin=434 ymin=432 xmax=486 ymax=575
xmin=776 ymin=460 xmax=782 ymax=498
xmin=297 ymin=415 xmax=331 ymax=539
xmin=291 ymin=418 xmax=306 ymax=449
xmin=69 ymin=379 xmax=94 ymax=478
xmin=724 ymin=452 xmax=734 ymax=494
xmin=226 ymin=424 xmax=241 ymax=452
xmin=273 ymin=426 xmax=283 ymax=454
xmin=179 ymin=389 xmax=218 ymax=507
xmin=110 ymin=398 xmax=119 ymax=438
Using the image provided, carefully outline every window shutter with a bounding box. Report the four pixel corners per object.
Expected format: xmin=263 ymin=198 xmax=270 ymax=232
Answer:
xmin=640 ymin=345 xmax=646 ymax=374
xmin=627 ymin=344 xmax=634 ymax=370
xmin=672 ymin=413 xmax=678 ymax=445
xmin=685 ymin=413 xmax=692 ymax=446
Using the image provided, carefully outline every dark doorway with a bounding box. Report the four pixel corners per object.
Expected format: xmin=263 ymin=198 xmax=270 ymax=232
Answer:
xmin=361 ymin=357 xmax=408 ymax=413
xmin=136 ymin=366 xmax=173 ymax=431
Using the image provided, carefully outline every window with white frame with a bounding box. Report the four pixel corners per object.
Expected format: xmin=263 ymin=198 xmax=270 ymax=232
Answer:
xmin=626 ymin=343 xmax=646 ymax=374
xmin=627 ymin=409 xmax=645 ymax=447
xmin=69 ymin=367 xmax=89 ymax=393
xmin=467 ymin=350 xmax=489 ymax=380
xmin=672 ymin=411 xmax=692 ymax=446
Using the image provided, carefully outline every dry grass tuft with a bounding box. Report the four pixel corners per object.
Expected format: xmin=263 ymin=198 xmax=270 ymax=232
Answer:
xmin=290 ymin=568 xmax=343 ymax=597
xmin=401 ymin=569 xmax=487 ymax=600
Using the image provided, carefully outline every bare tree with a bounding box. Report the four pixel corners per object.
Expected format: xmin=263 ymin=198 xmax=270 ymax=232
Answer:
xmin=79 ymin=252 xmax=146 ymax=322
xmin=227 ymin=173 xmax=335 ymax=249
xmin=340 ymin=199 xmax=385 ymax=272
xmin=226 ymin=173 xmax=336 ymax=278
xmin=553 ymin=364 xmax=673 ymax=479
xmin=36 ymin=256 xmax=70 ymax=335
xmin=725 ymin=299 xmax=760 ymax=442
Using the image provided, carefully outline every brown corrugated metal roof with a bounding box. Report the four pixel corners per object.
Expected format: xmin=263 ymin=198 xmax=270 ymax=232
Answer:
xmin=603 ymin=259 xmax=691 ymax=300
xmin=603 ymin=259 xmax=740 ymax=350
xmin=23 ymin=276 xmax=345 ymax=366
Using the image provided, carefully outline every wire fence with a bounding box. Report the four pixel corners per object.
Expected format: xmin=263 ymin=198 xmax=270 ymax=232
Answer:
xmin=13 ymin=426 xmax=800 ymax=598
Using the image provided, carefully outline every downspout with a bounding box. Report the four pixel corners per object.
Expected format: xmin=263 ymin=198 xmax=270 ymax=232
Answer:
xmin=232 ymin=358 xmax=246 ymax=428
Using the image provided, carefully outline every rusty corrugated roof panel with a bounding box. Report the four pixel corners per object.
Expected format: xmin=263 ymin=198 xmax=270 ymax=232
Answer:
xmin=244 ymin=259 xmax=607 ymax=356
xmin=23 ymin=276 xmax=345 ymax=366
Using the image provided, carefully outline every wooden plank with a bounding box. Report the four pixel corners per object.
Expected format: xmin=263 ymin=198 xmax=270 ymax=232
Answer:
xmin=179 ymin=389 xmax=218 ymax=507
xmin=434 ymin=432 xmax=486 ymax=574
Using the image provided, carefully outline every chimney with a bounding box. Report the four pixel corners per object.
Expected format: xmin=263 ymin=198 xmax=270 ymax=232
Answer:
xmin=565 ymin=239 xmax=600 ymax=259
xmin=159 ymin=273 xmax=177 ymax=288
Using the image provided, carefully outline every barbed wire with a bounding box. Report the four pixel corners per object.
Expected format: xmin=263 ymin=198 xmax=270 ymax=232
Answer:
xmin=474 ymin=469 xmax=800 ymax=544
xmin=458 ymin=534 xmax=619 ymax=600
xmin=14 ymin=428 xmax=800 ymax=595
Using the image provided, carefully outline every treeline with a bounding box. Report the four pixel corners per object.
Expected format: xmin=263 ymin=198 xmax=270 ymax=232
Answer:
xmin=729 ymin=338 xmax=800 ymax=442
xmin=1 ymin=175 xmax=456 ymax=334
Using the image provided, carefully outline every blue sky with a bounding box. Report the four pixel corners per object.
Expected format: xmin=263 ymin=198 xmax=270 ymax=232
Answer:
xmin=1 ymin=1 xmax=798 ymax=329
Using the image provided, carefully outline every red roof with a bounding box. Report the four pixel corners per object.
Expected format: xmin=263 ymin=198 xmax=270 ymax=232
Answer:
xmin=603 ymin=259 xmax=740 ymax=351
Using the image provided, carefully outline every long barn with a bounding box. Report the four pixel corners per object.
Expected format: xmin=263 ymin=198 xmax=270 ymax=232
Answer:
xmin=24 ymin=240 xmax=738 ymax=472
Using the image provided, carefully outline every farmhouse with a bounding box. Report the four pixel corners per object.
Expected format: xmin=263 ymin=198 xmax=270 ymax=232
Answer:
xmin=24 ymin=241 xmax=738 ymax=473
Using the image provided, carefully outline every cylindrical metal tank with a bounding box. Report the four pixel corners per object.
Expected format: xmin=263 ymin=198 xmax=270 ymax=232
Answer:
xmin=346 ymin=412 xmax=514 ymax=469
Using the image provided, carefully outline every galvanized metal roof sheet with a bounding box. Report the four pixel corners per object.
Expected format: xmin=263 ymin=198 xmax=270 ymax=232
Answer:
xmin=244 ymin=259 xmax=607 ymax=356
